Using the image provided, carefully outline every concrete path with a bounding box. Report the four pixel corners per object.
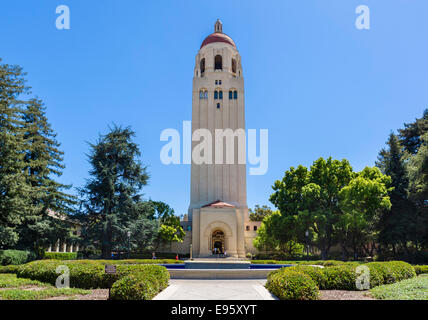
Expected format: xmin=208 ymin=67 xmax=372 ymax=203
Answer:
xmin=153 ymin=279 xmax=277 ymax=300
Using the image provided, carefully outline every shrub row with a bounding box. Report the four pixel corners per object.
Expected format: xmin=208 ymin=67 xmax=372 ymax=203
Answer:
xmin=252 ymin=260 xmax=364 ymax=267
xmin=0 ymin=265 xmax=20 ymax=274
xmin=16 ymin=259 xmax=170 ymax=298
xmin=413 ymin=265 xmax=428 ymax=275
xmin=266 ymin=261 xmax=417 ymax=299
xmin=43 ymin=252 xmax=78 ymax=260
xmin=0 ymin=250 xmax=36 ymax=266
xmin=286 ymin=261 xmax=415 ymax=291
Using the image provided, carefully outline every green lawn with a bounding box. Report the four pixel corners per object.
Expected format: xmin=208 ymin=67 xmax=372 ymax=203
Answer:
xmin=0 ymin=273 xmax=91 ymax=300
xmin=370 ymin=275 xmax=428 ymax=300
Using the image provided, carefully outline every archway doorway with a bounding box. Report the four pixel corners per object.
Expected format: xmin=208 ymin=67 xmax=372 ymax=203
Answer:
xmin=211 ymin=230 xmax=225 ymax=254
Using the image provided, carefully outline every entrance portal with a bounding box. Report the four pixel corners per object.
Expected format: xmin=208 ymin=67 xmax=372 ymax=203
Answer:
xmin=211 ymin=230 xmax=225 ymax=254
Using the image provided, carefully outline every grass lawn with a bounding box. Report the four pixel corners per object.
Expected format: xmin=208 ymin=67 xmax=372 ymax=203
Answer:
xmin=0 ymin=273 xmax=91 ymax=300
xmin=370 ymin=275 xmax=428 ymax=300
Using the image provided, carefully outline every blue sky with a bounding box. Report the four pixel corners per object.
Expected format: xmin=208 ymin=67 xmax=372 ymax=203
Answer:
xmin=1 ymin=1 xmax=427 ymax=216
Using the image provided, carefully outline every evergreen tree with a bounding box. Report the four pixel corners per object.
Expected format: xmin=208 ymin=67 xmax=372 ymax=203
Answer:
xmin=376 ymin=133 xmax=417 ymax=254
xmin=79 ymin=126 xmax=157 ymax=258
xmin=398 ymin=109 xmax=428 ymax=155
xmin=0 ymin=61 xmax=31 ymax=248
xmin=17 ymin=98 xmax=76 ymax=250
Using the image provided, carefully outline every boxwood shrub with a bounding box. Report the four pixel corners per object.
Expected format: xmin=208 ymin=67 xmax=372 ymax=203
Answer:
xmin=0 ymin=250 xmax=36 ymax=266
xmin=265 ymin=268 xmax=319 ymax=300
xmin=287 ymin=266 xmax=327 ymax=289
xmin=43 ymin=252 xmax=78 ymax=260
xmin=0 ymin=265 xmax=20 ymax=274
xmin=16 ymin=259 xmax=171 ymax=294
xmin=110 ymin=265 xmax=169 ymax=300
xmin=413 ymin=265 xmax=428 ymax=275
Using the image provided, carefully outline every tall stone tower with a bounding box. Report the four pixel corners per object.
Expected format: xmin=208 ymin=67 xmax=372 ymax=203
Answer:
xmin=189 ymin=20 xmax=248 ymax=258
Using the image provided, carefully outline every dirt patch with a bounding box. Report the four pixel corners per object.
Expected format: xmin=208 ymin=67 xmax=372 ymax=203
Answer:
xmin=320 ymin=290 xmax=375 ymax=300
xmin=44 ymin=289 xmax=109 ymax=300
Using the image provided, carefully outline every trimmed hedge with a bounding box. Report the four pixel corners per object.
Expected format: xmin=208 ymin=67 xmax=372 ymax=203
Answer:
xmin=110 ymin=265 xmax=169 ymax=300
xmin=251 ymin=260 xmax=364 ymax=267
xmin=265 ymin=261 xmax=417 ymax=298
xmin=0 ymin=265 xmax=20 ymax=274
xmin=265 ymin=268 xmax=319 ymax=300
xmin=16 ymin=260 xmax=171 ymax=291
xmin=43 ymin=252 xmax=78 ymax=260
xmin=0 ymin=250 xmax=36 ymax=266
xmin=413 ymin=265 xmax=428 ymax=275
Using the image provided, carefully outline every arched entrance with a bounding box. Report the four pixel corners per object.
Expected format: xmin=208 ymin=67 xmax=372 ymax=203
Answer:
xmin=211 ymin=230 xmax=225 ymax=254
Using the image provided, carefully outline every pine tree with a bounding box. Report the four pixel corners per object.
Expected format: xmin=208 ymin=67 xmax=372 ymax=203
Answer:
xmin=398 ymin=109 xmax=428 ymax=155
xmin=16 ymin=98 xmax=76 ymax=250
xmin=80 ymin=125 xmax=156 ymax=258
xmin=0 ymin=61 xmax=31 ymax=248
xmin=376 ymin=133 xmax=417 ymax=254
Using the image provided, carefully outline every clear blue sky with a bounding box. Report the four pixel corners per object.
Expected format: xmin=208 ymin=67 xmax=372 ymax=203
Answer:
xmin=1 ymin=1 xmax=427 ymax=216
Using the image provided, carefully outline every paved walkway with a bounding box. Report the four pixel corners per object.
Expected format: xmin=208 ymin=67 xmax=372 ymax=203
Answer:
xmin=153 ymin=279 xmax=277 ymax=300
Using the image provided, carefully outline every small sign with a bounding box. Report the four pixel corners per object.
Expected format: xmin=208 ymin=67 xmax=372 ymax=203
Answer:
xmin=105 ymin=264 xmax=116 ymax=274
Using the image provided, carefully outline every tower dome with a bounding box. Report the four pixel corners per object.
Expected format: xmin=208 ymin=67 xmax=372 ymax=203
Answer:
xmin=200 ymin=19 xmax=236 ymax=49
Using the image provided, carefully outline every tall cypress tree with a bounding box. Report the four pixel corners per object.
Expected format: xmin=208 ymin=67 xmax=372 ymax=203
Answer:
xmin=0 ymin=61 xmax=31 ymax=248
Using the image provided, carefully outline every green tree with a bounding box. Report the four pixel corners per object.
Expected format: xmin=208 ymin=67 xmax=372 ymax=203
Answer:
xmin=16 ymin=98 xmax=76 ymax=251
xmin=253 ymin=211 xmax=302 ymax=255
xmin=249 ymin=205 xmax=273 ymax=222
xmin=398 ymin=109 xmax=428 ymax=155
xmin=79 ymin=125 xmax=156 ymax=258
xmin=270 ymin=157 xmax=391 ymax=259
xmin=338 ymin=167 xmax=392 ymax=258
xmin=406 ymin=132 xmax=428 ymax=249
xmin=376 ymin=133 xmax=418 ymax=255
xmin=0 ymin=61 xmax=31 ymax=248
xmin=150 ymin=201 xmax=185 ymax=251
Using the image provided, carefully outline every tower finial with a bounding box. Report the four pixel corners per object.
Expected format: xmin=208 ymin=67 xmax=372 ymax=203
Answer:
xmin=214 ymin=19 xmax=222 ymax=33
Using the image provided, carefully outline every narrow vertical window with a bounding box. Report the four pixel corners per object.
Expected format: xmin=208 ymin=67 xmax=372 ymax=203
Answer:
xmin=200 ymin=58 xmax=205 ymax=75
xmin=229 ymin=91 xmax=233 ymax=99
xmin=214 ymin=91 xmax=218 ymax=100
xmin=232 ymin=59 xmax=237 ymax=74
xmin=233 ymin=91 xmax=238 ymax=99
xmin=219 ymin=91 xmax=223 ymax=99
xmin=214 ymin=55 xmax=222 ymax=70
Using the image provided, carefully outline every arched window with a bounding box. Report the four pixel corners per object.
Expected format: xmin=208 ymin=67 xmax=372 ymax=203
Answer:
xmin=233 ymin=91 xmax=238 ymax=99
xmin=214 ymin=91 xmax=218 ymax=100
xmin=199 ymin=89 xmax=208 ymax=100
xmin=219 ymin=91 xmax=223 ymax=99
xmin=214 ymin=55 xmax=222 ymax=70
xmin=200 ymin=58 xmax=205 ymax=75
xmin=232 ymin=59 xmax=237 ymax=74
xmin=229 ymin=91 xmax=233 ymax=99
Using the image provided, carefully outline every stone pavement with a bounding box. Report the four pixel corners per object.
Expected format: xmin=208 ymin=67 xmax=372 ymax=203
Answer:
xmin=153 ymin=279 xmax=277 ymax=300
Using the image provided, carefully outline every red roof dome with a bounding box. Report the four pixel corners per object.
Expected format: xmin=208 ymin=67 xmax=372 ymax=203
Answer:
xmin=200 ymin=32 xmax=236 ymax=49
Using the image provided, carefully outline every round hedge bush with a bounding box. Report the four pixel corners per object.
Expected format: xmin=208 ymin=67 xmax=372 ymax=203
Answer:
xmin=287 ymin=266 xmax=327 ymax=289
xmin=322 ymin=265 xmax=357 ymax=290
xmin=110 ymin=265 xmax=169 ymax=300
xmin=413 ymin=265 xmax=428 ymax=275
xmin=265 ymin=268 xmax=319 ymax=300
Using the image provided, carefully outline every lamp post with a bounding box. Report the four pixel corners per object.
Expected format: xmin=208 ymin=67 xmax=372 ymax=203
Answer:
xmin=305 ymin=230 xmax=309 ymax=260
xmin=127 ymin=230 xmax=131 ymax=259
